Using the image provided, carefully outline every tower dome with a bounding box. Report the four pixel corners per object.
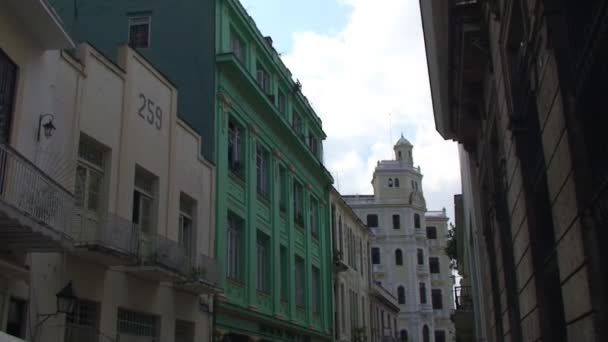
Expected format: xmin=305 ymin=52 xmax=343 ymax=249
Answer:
xmin=394 ymin=134 xmax=414 ymax=164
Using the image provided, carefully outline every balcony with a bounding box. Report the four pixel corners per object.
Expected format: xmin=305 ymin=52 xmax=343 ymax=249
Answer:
xmin=333 ymin=250 xmax=348 ymax=272
xmin=454 ymin=286 xmax=475 ymax=341
xmin=39 ymin=324 xmax=116 ymax=342
xmin=124 ymin=234 xmax=189 ymax=282
xmin=70 ymin=212 xmax=139 ymax=266
xmin=420 ymin=303 xmax=433 ymax=313
xmin=174 ymin=252 xmax=220 ymax=294
xmin=372 ymin=264 xmax=386 ymax=279
xmin=416 ymin=264 xmax=429 ymax=275
xmin=0 ymin=144 xmax=74 ymax=251
xmin=454 ymin=286 xmax=473 ymax=311
xmin=414 ymin=228 xmax=426 ymax=239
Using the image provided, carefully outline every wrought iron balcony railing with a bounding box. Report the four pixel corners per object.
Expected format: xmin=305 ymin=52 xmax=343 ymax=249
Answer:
xmin=188 ymin=252 xmax=220 ymax=286
xmin=0 ymin=143 xmax=74 ymax=249
xmin=454 ymin=285 xmax=473 ymax=310
xmin=139 ymin=234 xmax=189 ymax=275
xmin=71 ymin=212 xmax=139 ymax=258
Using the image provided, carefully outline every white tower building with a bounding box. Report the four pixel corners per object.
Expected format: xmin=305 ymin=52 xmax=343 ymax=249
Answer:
xmin=344 ymin=135 xmax=454 ymax=342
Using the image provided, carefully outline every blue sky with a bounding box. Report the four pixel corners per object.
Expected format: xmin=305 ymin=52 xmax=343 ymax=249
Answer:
xmin=239 ymin=0 xmax=349 ymax=53
xmin=240 ymin=0 xmax=461 ymax=222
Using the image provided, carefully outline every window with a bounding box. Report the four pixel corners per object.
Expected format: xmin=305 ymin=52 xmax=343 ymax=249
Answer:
xmin=230 ymin=30 xmax=245 ymax=62
xmin=434 ymin=330 xmax=446 ymax=342
xmin=293 ymin=181 xmax=304 ymax=226
xmin=417 ymin=249 xmax=424 ymax=265
xmin=227 ymin=214 xmax=243 ymax=281
xmin=75 ymin=138 xmax=105 ymax=217
xmin=175 ymin=320 xmax=194 ymax=342
xmin=117 ymin=309 xmax=158 ymax=340
xmin=400 ymin=330 xmax=408 ymax=342
xmin=133 ymin=166 xmax=156 ymax=234
xmin=372 ymin=247 xmax=380 ymax=264
xmin=414 ymin=213 xmax=421 ymax=228
xmin=340 ymin=284 xmax=346 ymax=331
xmin=338 ymin=215 xmax=344 ymax=252
xmin=308 ymin=134 xmax=319 ymax=157
xmin=312 ymin=267 xmax=321 ymax=315
xmin=432 ymin=289 xmax=443 ymax=309
xmin=397 ymin=286 xmax=406 ymax=305
xmin=429 ymin=257 xmax=440 ymax=274
xmin=128 ymin=16 xmax=151 ymax=48
xmin=422 ymin=325 xmax=430 ymax=342
xmin=426 ymin=226 xmax=437 ymax=239
xmin=392 ymin=214 xmax=400 ymax=229
xmin=394 ymin=178 xmax=400 ymax=187
xmin=178 ymin=194 xmax=195 ymax=257
xmin=278 ymin=90 xmax=286 ymax=116
xmin=395 ymin=249 xmax=403 ymax=265
xmin=310 ymin=196 xmax=319 ymax=238
xmin=280 ymin=246 xmax=288 ymax=302
xmin=0 ymin=49 xmax=17 ymax=143
xmin=419 ymin=283 xmax=427 ymax=304
xmin=228 ymin=119 xmax=244 ymax=178
xmin=6 ymin=298 xmax=26 ymax=338
xmin=256 ymin=62 xmax=271 ymax=94
xmin=366 ymin=214 xmax=378 ymax=227
xmin=256 ymin=232 xmax=270 ymax=293
xmin=398 ymin=151 xmax=402 ymax=160
xmin=292 ymin=112 xmax=304 ymax=139
xmin=256 ymin=144 xmax=270 ymax=199
xmin=279 ymin=166 xmax=287 ymax=213
xmin=295 ymin=256 xmax=305 ymax=308
xmin=388 ymin=178 xmax=393 ymax=187
xmin=65 ymin=300 xmax=100 ymax=342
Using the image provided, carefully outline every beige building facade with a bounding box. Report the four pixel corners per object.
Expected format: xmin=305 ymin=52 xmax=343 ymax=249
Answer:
xmin=330 ymin=188 xmax=372 ymax=342
xmin=0 ymin=2 xmax=218 ymax=341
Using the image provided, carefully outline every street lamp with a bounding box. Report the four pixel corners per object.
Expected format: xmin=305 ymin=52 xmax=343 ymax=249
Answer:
xmin=34 ymin=282 xmax=78 ymax=339
xmin=56 ymin=281 xmax=78 ymax=314
xmin=37 ymin=113 xmax=56 ymax=141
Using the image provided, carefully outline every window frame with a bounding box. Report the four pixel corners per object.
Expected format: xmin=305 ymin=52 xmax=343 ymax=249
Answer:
xmin=228 ymin=119 xmax=244 ymax=179
xmin=392 ymin=214 xmax=400 ymax=229
xmin=256 ymin=231 xmax=270 ymax=294
xmin=371 ymin=247 xmax=381 ymax=265
xmin=128 ymin=16 xmax=151 ymax=49
xmin=255 ymin=143 xmax=270 ymax=200
xmin=429 ymin=257 xmax=440 ymax=274
xmin=226 ymin=214 xmax=244 ymax=282
xmin=366 ymin=214 xmax=378 ymax=228
xmin=426 ymin=226 xmax=438 ymax=239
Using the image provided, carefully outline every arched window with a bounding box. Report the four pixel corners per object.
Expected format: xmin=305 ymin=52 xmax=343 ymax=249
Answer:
xmin=388 ymin=178 xmax=393 ymax=187
xmin=395 ymin=249 xmax=403 ymax=265
xmin=414 ymin=213 xmax=421 ymax=228
xmin=422 ymin=325 xmax=429 ymax=342
xmin=400 ymin=330 xmax=408 ymax=341
xmin=397 ymin=286 xmax=406 ymax=304
xmin=394 ymin=178 xmax=400 ymax=187
xmin=398 ymin=151 xmax=402 ymax=160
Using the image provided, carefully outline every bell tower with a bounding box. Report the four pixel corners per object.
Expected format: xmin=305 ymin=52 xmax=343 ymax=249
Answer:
xmin=394 ymin=134 xmax=413 ymax=166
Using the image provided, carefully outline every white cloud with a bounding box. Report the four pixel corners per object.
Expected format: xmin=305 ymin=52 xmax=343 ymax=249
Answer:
xmin=283 ymin=0 xmax=461 ymax=219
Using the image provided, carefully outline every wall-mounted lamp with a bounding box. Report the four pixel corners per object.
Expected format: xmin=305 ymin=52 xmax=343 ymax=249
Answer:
xmin=34 ymin=282 xmax=78 ymax=339
xmin=37 ymin=113 xmax=56 ymax=141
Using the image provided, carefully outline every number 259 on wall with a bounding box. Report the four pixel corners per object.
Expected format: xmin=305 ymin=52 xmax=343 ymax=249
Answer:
xmin=138 ymin=93 xmax=162 ymax=130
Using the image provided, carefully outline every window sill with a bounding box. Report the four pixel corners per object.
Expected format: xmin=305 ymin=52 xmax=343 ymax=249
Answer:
xmin=257 ymin=290 xmax=271 ymax=297
xmin=227 ymin=278 xmax=245 ymax=287
xmin=229 ymin=171 xmax=246 ymax=185
xmin=257 ymin=193 xmax=271 ymax=205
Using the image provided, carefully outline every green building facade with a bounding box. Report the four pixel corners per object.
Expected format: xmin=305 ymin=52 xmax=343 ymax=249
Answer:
xmin=49 ymin=0 xmax=334 ymax=341
xmin=214 ymin=1 xmax=333 ymax=340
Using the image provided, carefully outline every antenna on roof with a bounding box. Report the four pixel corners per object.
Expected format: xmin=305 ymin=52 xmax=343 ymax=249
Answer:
xmin=389 ymin=113 xmax=393 ymax=158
